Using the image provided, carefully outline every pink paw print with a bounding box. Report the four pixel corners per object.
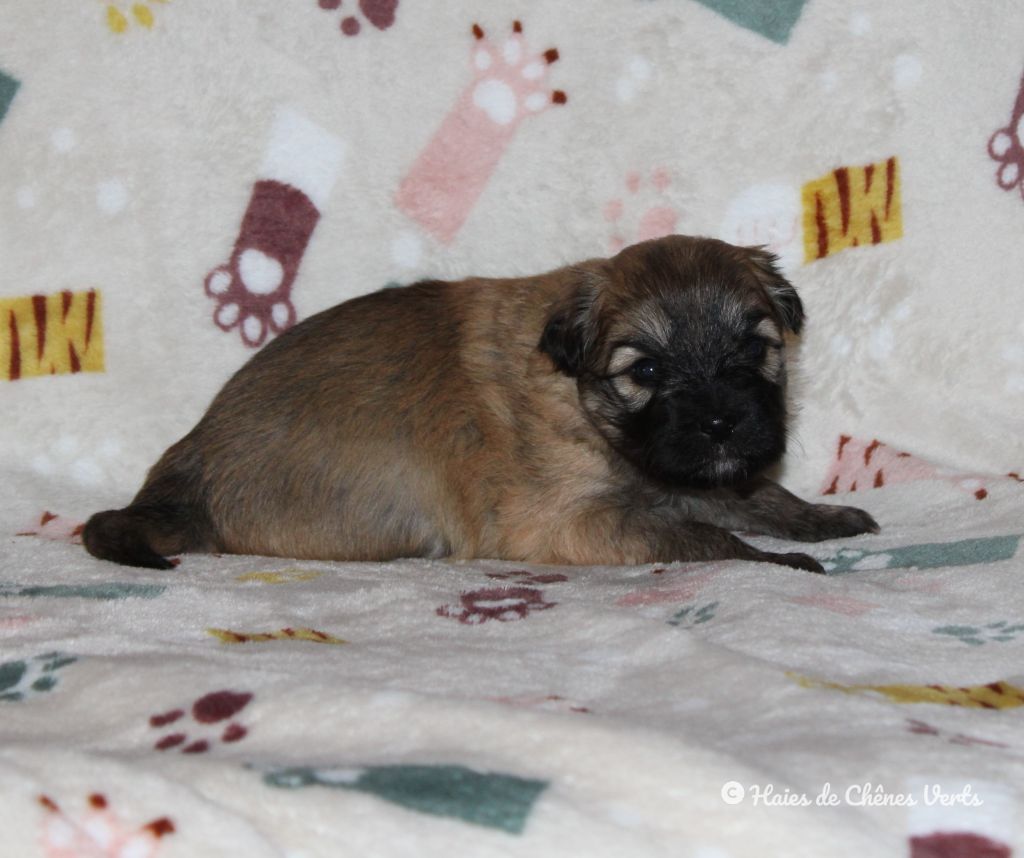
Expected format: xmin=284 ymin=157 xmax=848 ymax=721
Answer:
xmin=822 ymin=435 xmax=1007 ymax=501
xmin=468 ymin=21 xmax=566 ymax=127
xmin=395 ymin=21 xmax=567 ymax=244
xmin=604 ymin=168 xmax=680 ymax=253
xmin=316 ymin=0 xmax=399 ymax=37
xmin=15 ymin=510 xmax=84 ymax=544
xmin=39 ymin=793 xmax=174 ymax=858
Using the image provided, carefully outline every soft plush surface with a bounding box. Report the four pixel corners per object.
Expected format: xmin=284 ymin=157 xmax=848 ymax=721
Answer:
xmin=1 ymin=1 xmax=1023 ymax=856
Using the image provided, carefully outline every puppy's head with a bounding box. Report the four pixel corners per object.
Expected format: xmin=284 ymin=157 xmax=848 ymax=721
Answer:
xmin=539 ymin=235 xmax=803 ymax=489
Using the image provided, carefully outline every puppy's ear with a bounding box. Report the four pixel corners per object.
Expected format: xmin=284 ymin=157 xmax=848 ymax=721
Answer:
xmin=745 ymin=246 xmax=804 ymax=335
xmin=538 ymin=266 xmax=603 ymax=377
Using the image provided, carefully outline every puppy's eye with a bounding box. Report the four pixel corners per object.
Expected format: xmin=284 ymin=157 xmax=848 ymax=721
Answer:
xmin=742 ymin=338 xmax=767 ymax=363
xmin=630 ymin=358 xmax=660 ymax=385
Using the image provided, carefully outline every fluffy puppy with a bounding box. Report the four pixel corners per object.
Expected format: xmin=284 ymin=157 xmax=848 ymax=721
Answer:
xmin=84 ymin=235 xmax=877 ymax=573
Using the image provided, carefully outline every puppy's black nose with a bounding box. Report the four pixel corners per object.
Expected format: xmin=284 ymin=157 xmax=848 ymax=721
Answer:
xmin=700 ymin=416 xmax=734 ymax=442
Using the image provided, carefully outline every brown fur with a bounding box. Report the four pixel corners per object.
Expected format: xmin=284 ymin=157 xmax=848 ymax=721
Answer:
xmin=84 ymin=236 xmax=877 ymax=572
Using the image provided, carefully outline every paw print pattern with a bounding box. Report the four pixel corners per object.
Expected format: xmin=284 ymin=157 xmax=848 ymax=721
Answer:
xmin=27 ymin=431 xmax=121 ymax=490
xmin=719 ymin=183 xmax=803 ymax=276
xmin=616 ymin=563 xmax=726 ymax=607
xmin=667 ymin=601 xmax=718 ymax=628
xmin=15 ymin=511 xmax=84 ymax=543
xmin=932 ymin=620 xmax=1024 ymax=647
xmin=39 ymin=793 xmax=174 ymax=858
xmin=0 ymin=652 xmax=77 ymax=702
xmin=105 ymin=1 xmax=170 ymax=35
xmin=468 ymin=21 xmax=566 ymax=122
xmin=787 ymin=592 xmax=880 ymax=617
xmin=436 ymin=585 xmax=558 ymax=625
xmin=988 ymin=70 xmax=1024 ymax=201
xmin=396 ymin=21 xmax=567 ymax=244
xmin=149 ymin=689 xmax=252 ymax=753
xmin=822 ymin=435 xmax=1006 ymax=501
xmin=1001 ymin=323 xmax=1024 ymax=394
xmin=205 ymin=107 xmax=345 ymax=347
xmin=613 ymin=55 xmax=654 ymax=103
xmin=604 ymin=168 xmax=680 ymax=253
xmin=317 ymin=0 xmax=398 ymax=37
xmin=0 ymin=613 xmax=35 ymax=632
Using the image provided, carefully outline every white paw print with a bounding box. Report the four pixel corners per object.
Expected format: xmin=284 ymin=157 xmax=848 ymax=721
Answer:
xmin=614 ymin=55 xmax=653 ymax=103
xmin=830 ymin=298 xmax=912 ymax=362
xmin=1000 ymin=320 xmax=1024 ymax=394
xmin=719 ymin=183 xmax=802 ymax=276
xmin=31 ymin=434 xmax=122 ymax=488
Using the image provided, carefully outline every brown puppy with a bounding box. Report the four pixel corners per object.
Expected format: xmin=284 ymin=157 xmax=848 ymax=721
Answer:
xmin=84 ymin=235 xmax=877 ymax=573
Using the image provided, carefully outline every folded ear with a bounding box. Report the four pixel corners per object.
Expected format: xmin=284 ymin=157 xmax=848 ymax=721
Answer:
xmin=538 ymin=266 xmax=603 ymax=377
xmin=745 ymin=246 xmax=805 ymax=335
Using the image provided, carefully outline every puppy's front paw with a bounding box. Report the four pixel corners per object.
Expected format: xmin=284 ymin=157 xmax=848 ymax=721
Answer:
xmin=765 ymin=551 xmax=825 ymax=574
xmin=797 ymin=504 xmax=879 ymax=542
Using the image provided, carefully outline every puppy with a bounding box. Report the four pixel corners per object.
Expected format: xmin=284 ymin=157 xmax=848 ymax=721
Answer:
xmin=84 ymin=235 xmax=877 ymax=573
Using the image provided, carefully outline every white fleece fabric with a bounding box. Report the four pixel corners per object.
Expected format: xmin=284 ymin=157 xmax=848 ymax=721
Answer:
xmin=0 ymin=2 xmax=1022 ymax=856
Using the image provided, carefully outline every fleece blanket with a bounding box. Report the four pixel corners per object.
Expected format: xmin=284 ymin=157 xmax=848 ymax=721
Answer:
xmin=1 ymin=1 xmax=1023 ymax=856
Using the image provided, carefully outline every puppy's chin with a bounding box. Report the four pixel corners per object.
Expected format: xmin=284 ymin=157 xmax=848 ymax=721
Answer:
xmin=638 ymin=440 xmax=784 ymax=490
xmin=687 ymin=456 xmax=752 ymax=489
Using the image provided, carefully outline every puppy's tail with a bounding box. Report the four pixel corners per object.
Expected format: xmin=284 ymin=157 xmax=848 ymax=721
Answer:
xmin=82 ymin=503 xmax=209 ymax=570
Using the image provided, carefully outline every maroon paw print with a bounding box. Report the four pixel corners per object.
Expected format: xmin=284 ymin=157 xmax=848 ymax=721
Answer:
xmin=204 ymin=180 xmax=316 ymax=347
xmin=317 ymin=0 xmax=399 ymax=37
xmin=436 ymin=585 xmax=557 ymax=625
xmin=150 ymin=690 xmax=252 ymax=754
xmin=988 ymin=73 xmax=1024 ymax=200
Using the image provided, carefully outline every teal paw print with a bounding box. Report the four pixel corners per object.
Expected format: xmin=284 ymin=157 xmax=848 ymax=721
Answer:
xmin=668 ymin=601 xmax=718 ymax=628
xmin=0 ymin=651 xmax=77 ymax=701
xmin=933 ymin=621 xmax=1024 ymax=647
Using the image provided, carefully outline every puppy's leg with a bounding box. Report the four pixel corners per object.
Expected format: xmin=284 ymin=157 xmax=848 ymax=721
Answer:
xmin=544 ymin=502 xmax=825 ymax=572
xmin=689 ymin=478 xmax=879 ymax=543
